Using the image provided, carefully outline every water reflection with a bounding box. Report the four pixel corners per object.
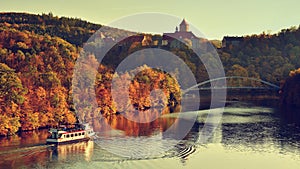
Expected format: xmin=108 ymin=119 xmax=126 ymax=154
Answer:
xmin=0 ymin=130 xmax=49 ymax=169
xmin=49 ymin=141 xmax=94 ymax=162
xmin=90 ymin=106 xmax=200 ymax=159
xmin=171 ymin=121 xmax=201 ymax=164
xmin=171 ymin=102 xmax=300 ymax=163
xmin=1 ymin=99 xmax=300 ymax=168
xmin=279 ymin=106 xmax=300 ymax=124
xmin=91 ymin=107 xmax=179 ymax=137
xmin=87 ymin=100 xmax=300 ymax=162
xmin=0 ymin=129 xmax=95 ymax=168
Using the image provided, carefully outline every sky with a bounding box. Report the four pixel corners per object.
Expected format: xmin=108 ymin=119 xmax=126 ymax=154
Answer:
xmin=0 ymin=0 xmax=299 ymax=40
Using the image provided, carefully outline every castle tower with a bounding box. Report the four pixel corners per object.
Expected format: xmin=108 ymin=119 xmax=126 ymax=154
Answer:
xmin=179 ymin=18 xmax=189 ymax=32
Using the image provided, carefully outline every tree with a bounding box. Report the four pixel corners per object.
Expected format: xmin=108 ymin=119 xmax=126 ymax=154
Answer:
xmin=0 ymin=63 xmax=25 ymax=135
xmin=0 ymin=63 xmax=26 ymax=105
xmin=227 ymin=64 xmax=249 ymax=87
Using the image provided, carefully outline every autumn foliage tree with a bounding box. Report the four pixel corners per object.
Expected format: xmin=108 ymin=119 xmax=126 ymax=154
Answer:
xmin=0 ymin=63 xmax=26 ymax=135
xmin=0 ymin=24 xmax=78 ymax=135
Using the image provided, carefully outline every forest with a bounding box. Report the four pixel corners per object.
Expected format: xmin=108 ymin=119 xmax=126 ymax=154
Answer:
xmin=0 ymin=12 xmax=299 ymax=136
xmin=220 ymin=27 xmax=300 ymax=85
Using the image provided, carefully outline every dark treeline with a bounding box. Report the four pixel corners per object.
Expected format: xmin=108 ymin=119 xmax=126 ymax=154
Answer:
xmin=0 ymin=12 xmax=102 ymax=46
xmin=280 ymin=68 xmax=300 ymax=119
xmin=219 ymin=26 xmax=300 ymax=86
xmin=0 ymin=12 xmax=135 ymax=47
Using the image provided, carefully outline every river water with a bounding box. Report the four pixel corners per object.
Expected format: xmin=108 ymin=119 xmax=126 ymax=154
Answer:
xmin=1 ymin=98 xmax=300 ymax=169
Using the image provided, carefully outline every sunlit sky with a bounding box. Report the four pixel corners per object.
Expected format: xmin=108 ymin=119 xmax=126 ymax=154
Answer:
xmin=0 ymin=0 xmax=299 ymax=39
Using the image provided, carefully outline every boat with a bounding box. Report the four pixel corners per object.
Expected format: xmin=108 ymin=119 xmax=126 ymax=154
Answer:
xmin=46 ymin=123 xmax=95 ymax=144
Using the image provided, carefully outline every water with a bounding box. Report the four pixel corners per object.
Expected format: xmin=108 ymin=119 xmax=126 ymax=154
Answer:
xmin=1 ymin=99 xmax=300 ymax=169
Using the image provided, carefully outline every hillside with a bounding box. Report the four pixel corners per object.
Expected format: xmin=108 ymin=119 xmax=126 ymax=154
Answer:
xmin=0 ymin=12 xmax=300 ymax=136
xmin=219 ymin=26 xmax=300 ymax=85
xmin=0 ymin=12 xmax=135 ymax=46
xmin=0 ymin=14 xmax=181 ymax=136
xmin=0 ymin=25 xmax=78 ymax=135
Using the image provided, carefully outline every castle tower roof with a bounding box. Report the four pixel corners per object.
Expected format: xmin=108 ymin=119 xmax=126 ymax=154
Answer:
xmin=180 ymin=19 xmax=188 ymax=26
xmin=179 ymin=18 xmax=189 ymax=32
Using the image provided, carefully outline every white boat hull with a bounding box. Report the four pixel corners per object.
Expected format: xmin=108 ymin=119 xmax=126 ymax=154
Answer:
xmin=46 ymin=123 xmax=95 ymax=144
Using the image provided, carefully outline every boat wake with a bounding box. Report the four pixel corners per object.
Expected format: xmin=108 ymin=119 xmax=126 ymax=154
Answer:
xmin=0 ymin=143 xmax=55 ymax=156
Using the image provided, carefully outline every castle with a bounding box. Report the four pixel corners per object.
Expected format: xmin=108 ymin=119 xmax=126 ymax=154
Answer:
xmin=162 ymin=19 xmax=202 ymax=48
xmin=97 ymin=18 xmax=207 ymax=50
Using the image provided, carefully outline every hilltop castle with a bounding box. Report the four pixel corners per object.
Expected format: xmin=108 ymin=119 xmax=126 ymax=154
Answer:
xmin=97 ymin=18 xmax=208 ymax=50
xmin=162 ymin=19 xmax=202 ymax=48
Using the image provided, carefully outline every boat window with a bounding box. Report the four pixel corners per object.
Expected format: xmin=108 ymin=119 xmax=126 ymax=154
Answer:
xmin=58 ymin=134 xmax=62 ymax=138
xmin=75 ymin=133 xmax=78 ymax=137
xmin=71 ymin=134 xmax=74 ymax=137
xmin=66 ymin=134 xmax=70 ymax=138
xmin=52 ymin=133 xmax=57 ymax=139
xmin=83 ymin=132 xmax=85 ymax=135
xmin=78 ymin=133 xmax=81 ymax=136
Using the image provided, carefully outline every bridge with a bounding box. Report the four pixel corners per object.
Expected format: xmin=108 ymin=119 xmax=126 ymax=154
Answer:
xmin=182 ymin=76 xmax=280 ymax=94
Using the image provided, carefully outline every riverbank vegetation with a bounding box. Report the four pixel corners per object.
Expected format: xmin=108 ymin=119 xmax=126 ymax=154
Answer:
xmin=279 ymin=68 xmax=300 ymax=123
